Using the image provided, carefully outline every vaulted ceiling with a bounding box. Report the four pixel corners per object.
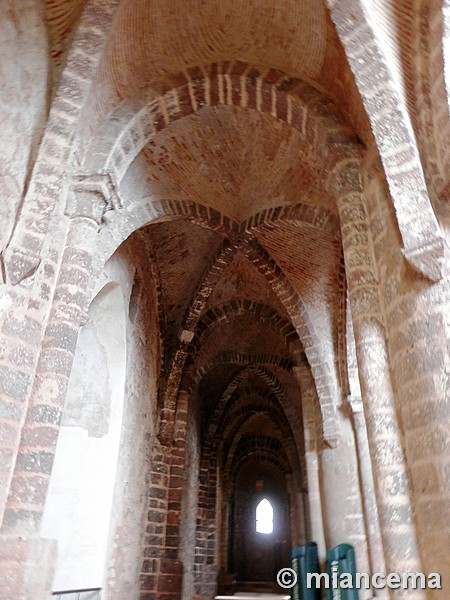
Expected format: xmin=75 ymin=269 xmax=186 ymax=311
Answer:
xmin=52 ymin=0 xmax=449 ymax=473
xmin=81 ymin=0 xmax=368 ymax=462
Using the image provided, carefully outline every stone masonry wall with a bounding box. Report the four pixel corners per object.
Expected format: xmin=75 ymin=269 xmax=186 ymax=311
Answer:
xmin=363 ymin=147 xmax=450 ymax=595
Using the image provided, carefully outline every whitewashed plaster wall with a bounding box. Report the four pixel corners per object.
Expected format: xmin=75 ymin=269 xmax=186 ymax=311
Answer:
xmin=41 ymin=277 xmax=127 ymax=591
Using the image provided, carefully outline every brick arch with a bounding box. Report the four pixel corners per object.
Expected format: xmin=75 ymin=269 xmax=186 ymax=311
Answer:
xmin=231 ymin=455 xmax=291 ymax=489
xmin=232 ymin=454 xmax=290 ymax=481
xmin=96 ymin=196 xmax=341 ymax=270
xmin=189 ymin=300 xmax=300 ymax=354
xmin=181 ymin=301 xmax=303 ymax=390
xmin=84 ymin=60 xmax=363 ymax=272
xmin=229 ymin=448 xmax=291 ymax=484
xmin=190 ymin=351 xmax=294 ymax=396
xmin=202 ymin=365 xmax=306 ymax=465
xmin=217 ymin=394 xmax=301 ymax=485
xmin=220 ymin=387 xmax=290 ymax=421
xmin=81 ymin=61 xmax=361 ymax=181
xmin=241 ymin=239 xmax=340 ymax=442
xmin=217 ymin=388 xmax=298 ymax=450
xmin=243 ymin=201 xmax=340 ymax=239
xmin=96 ymin=196 xmax=233 ymax=267
xmin=180 ymin=310 xmax=307 ymax=447
xmin=219 ymin=402 xmax=292 ymax=459
xmin=239 ymin=234 xmax=349 ymax=410
xmin=225 ymin=435 xmax=290 ymax=479
xmin=203 ymin=368 xmax=256 ymax=443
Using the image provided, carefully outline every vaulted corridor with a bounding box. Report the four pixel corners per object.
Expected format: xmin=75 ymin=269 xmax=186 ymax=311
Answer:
xmin=0 ymin=1 xmax=449 ymax=599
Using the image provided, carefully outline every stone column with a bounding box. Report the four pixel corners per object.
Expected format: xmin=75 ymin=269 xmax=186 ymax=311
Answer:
xmin=286 ymin=474 xmax=300 ymax=547
xmin=304 ymin=440 xmax=326 ymax=562
xmin=286 ymin=473 xmax=307 ymax=548
xmin=2 ymin=174 xmax=120 ymax=535
xmin=141 ymin=390 xmax=192 ymax=600
xmin=0 ymin=174 xmax=121 ymax=599
xmin=386 ymin=288 xmax=450 ymax=595
xmin=295 ymin=366 xmax=371 ymax=588
xmin=297 ymin=490 xmax=308 ymax=547
xmin=294 ymin=365 xmax=326 ymax=562
xmin=348 ymin=395 xmax=387 ymax=598
xmin=336 ymin=177 xmax=424 ymax=598
xmin=319 ymin=416 xmax=372 ymax=597
xmin=193 ymin=450 xmax=218 ymax=600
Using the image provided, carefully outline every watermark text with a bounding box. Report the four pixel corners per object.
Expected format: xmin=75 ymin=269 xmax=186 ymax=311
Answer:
xmin=276 ymin=568 xmax=442 ymax=591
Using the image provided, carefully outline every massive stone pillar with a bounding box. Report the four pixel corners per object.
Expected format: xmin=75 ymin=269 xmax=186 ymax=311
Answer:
xmin=303 ymin=448 xmax=326 ymax=561
xmin=346 ymin=295 xmax=387 ymax=594
xmin=385 ymin=285 xmax=450 ymax=596
xmin=336 ymin=167 xmax=424 ymax=598
xmin=294 ymin=363 xmax=370 ymax=586
xmin=178 ymin=392 xmax=201 ymax=600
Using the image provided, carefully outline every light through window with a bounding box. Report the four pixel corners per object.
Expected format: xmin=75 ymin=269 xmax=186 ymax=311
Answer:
xmin=255 ymin=498 xmax=273 ymax=534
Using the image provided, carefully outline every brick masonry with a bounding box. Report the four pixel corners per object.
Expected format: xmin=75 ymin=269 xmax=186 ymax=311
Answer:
xmin=0 ymin=1 xmax=449 ymax=599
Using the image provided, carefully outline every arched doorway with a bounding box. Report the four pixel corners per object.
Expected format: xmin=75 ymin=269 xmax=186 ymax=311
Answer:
xmin=230 ymin=460 xmax=291 ymax=587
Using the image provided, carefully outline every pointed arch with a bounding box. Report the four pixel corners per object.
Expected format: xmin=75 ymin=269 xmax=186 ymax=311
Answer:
xmin=255 ymin=498 xmax=274 ymax=534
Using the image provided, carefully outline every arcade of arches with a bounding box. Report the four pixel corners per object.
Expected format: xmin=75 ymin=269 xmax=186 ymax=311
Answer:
xmin=0 ymin=1 xmax=449 ymax=599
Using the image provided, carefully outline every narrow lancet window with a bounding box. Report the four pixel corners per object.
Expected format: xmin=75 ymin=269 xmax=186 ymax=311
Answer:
xmin=255 ymin=498 xmax=273 ymax=534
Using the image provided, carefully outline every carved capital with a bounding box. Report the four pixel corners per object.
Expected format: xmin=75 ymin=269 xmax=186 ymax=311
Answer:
xmin=66 ymin=172 xmax=123 ymax=223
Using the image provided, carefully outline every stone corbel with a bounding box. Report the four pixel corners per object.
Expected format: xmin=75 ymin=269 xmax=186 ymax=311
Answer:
xmin=347 ymin=394 xmax=364 ymax=415
xmin=321 ymin=416 xmax=340 ymax=449
xmin=66 ymin=171 xmax=123 ymax=223
xmin=402 ymin=236 xmax=450 ymax=282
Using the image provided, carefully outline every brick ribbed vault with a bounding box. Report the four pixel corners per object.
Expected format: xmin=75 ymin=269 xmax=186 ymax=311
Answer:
xmin=2 ymin=2 xmax=450 ymax=599
xmin=77 ymin=66 xmax=358 ymax=443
